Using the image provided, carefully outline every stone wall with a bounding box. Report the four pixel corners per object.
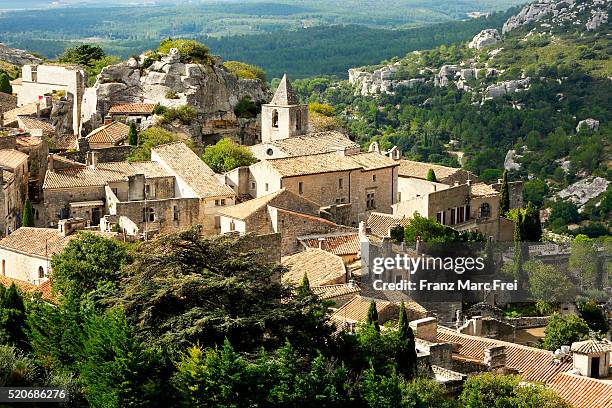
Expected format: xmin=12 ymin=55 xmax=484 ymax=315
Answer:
xmin=62 ymin=145 xmax=132 ymax=164
xmin=115 ymin=197 xmax=201 ymax=235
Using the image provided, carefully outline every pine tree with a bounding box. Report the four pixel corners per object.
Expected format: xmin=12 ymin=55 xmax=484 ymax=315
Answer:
xmin=128 ymin=122 xmax=138 ymax=146
xmin=297 ymin=272 xmax=312 ymax=298
xmin=0 ymin=283 xmax=29 ymax=350
xmin=21 ymin=198 xmax=34 ymax=227
xmin=396 ymin=302 xmax=417 ymax=379
xmin=426 ymin=169 xmax=437 ymax=182
xmin=366 ymin=300 xmax=380 ymax=332
xmin=0 ymin=73 xmax=12 ymax=94
xmin=500 ymin=170 xmax=510 ymax=214
xmin=522 ymin=202 xmax=542 ymax=242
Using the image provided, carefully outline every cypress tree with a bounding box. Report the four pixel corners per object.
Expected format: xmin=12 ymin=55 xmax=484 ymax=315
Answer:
xmin=0 ymin=283 xmax=29 ymax=350
xmin=0 ymin=73 xmax=12 ymax=94
xmin=523 ymin=202 xmax=542 ymax=242
xmin=426 ymin=169 xmax=437 ymax=182
xmin=396 ymin=302 xmax=417 ymax=379
xmin=128 ymin=122 xmax=138 ymax=146
xmin=297 ymin=272 xmax=312 ymax=298
xmin=21 ymin=198 xmax=34 ymax=227
xmin=366 ymin=300 xmax=380 ymax=332
xmin=500 ymin=170 xmax=510 ymax=214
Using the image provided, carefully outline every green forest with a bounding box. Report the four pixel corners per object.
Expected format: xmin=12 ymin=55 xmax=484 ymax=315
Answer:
xmin=0 ymin=229 xmax=576 ymax=407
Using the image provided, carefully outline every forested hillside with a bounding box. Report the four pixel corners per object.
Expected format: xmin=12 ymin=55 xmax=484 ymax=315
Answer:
xmin=296 ymin=0 xmax=611 ymax=236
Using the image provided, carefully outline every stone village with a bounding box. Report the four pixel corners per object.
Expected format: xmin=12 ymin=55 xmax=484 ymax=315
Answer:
xmin=0 ymin=44 xmax=609 ymax=408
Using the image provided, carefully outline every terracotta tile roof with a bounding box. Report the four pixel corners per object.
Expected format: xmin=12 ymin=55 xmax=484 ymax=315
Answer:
xmin=550 ymin=372 xmax=612 ymax=408
xmin=218 ymin=189 xmax=286 ymax=220
xmin=347 ymin=151 xmax=399 ymax=171
xmin=0 ymin=275 xmax=56 ymax=303
xmin=9 ymin=78 xmax=22 ymax=86
xmin=312 ymin=283 xmax=360 ymax=300
xmin=366 ymin=212 xmax=410 ymax=237
xmin=275 ymin=207 xmax=337 ymax=226
xmin=470 ymin=182 xmax=499 ymax=197
xmin=16 ymin=135 xmax=43 ymax=148
xmin=300 ymin=233 xmax=360 ymax=256
xmin=331 ymin=295 xmax=398 ymax=324
xmin=0 ymin=149 xmax=28 ymax=169
xmin=265 ymin=151 xmax=397 ymax=178
xmin=152 ymin=142 xmax=235 ymax=199
xmin=43 ymin=161 xmax=171 ymax=189
xmin=282 ymin=249 xmax=346 ymax=287
xmin=398 ymin=160 xmax=462 ymax=181
xmin=86 ymin=121 xmax=129 ymax=145
xmin=3 ymin=103 xmax=38 ymax=126
xmin=0 ymin=92 xmax=17 ymax=113
xmin=17 ymin=115 xmax=55 ymax=135
xmin=270 ymin=74 xmax=300 ymax=105
xmin=256 ymin=131 xmax=359 ymax=157
xmin=571 ymin=339 xmax=612 ymax=354
xmin=108 ymin=103 xmax=156 ymax=115
xmin=0 ymin=227 xmax=76 ymax=259
xmin=436 ymin=326 xmax=573 ymax=384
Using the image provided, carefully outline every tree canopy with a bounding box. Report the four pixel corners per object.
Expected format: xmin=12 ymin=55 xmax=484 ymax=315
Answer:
xmin=202 ymin=138 xmax=257 ymax=173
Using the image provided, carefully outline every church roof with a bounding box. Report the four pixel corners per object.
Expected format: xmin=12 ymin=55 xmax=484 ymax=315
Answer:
xmin=270 ymin=74 xmax=300 ymax=106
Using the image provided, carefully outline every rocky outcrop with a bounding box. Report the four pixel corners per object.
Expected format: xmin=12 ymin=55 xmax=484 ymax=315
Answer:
xmin=0 ymin=43 xmax=42 ymax=66
xmin=468 ymin=29 xmax=501 ymax=50
xmin=485 ymin=78 xmax=530 ymax=99
xmin=576 ymin=118 xmax=600 ymax=133
xmin=557 ymin=177 xmax=609 ymax=208
xmin=348 ymin=66 xmax=426 ymax=96
xmin=503 ymin=0 xmax=610 ymax=34
xmin=50 ymin=95 xmax=74 ymax=136
xmin=81 ymin=48 xmax=270 ymax=145
xmin=504 ymin=150 xmax=522 ymax=171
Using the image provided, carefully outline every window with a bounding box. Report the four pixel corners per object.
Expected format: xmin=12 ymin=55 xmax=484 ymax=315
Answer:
xmin=397 ymin=192 xmax=402 ymax=202
xmin=295 ymin=110 xmax=301 ymax=130
xmin=38 ymin=266 xmax=44 ymax=279
xmin=450 ymin=208 xmax=456 ymax=225
xmin=31 ymin=66 xmax=37 ymax=82
xmin=251 ymin=182 xmax=256 ymax=190
xmin=272 ymin=110 xmax=279 ymax=128
xmin=266 ymin=148 xmax=274 ymax=156
xmin=2 ymin=260 xmax=4 ymax=276
xmin=145 ymin=184 xmax=151 ymax=198
xmin=173 ymin=205 xmax=179 ymax=221
xmin=112 ymin=187 xmax=118 ymax=197
xmin=457 ymin=206 xmax=465 ymax=224
xmin=142 ymin=207 xmax=155 ymax=222
xmin=479 ymin=203 xmax=491 ymax=218
xmin=366 ymin=191 xmax=376 ymax=210
xmin=436 ymin=211 xmax=445 ymax=225
xmin=339 ymin=178 xmax=343 ymax=189
xmin=372 ymin=174 xmax=377 ymax=182
xmin=265 ymin=183 xmax=269 ymax=192
xmin=215 ymin=199 xmax=226 ymax=206
xmin=298 ymin=182 xmax=304 ymax=195
xmin=229 ymin=220 xmax=236 ymax=231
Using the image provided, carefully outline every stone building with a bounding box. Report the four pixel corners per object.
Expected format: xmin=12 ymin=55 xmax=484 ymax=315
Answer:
xmin=218 ymin=188 xmax=353 ymax=254
xmin=250 ymin=130 xmax=360 ymax=161
xmin=106 ymin=103 xmax=156 ymax=126
xmin=16 ymin=64 xmax=86 ymax=135
xmin=0 ymin=219 xmax=114 ymax=285
xmin=42 ymin=142 xmax=235 ymax=237
xmin=85 ymin=121 xmax=130 ymax=149
xmin=246 ymin=151 xmax=399 ymax=226
xmin=260 ymin=74 xmax=308 ymax=143
xmin=0 ymin=146 xmax=29 ymax=235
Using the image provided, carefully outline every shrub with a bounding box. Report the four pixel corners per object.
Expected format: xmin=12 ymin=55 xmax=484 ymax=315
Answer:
xmin=158 ymin=39 xmax=211 ymax=64
xmin=308 ymin=102 xmax=335 ymax=117
xmin=234 ymin=97 xmax=260 ymax=118
xmin=223 ymin=61 xmax=267 ymax=82
xmin=157 ymin=105 xmax=197 ymax=125
xmin=202 ymin=138 xmax=257 ymax=173
xmin=165 ymin=90 xmax=179 ymax=99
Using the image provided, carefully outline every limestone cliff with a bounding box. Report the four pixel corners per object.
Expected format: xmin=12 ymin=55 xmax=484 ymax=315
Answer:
xmin=81 ymin=48 xmax=271 ymax=145
xmin=0 ymin=43 xmax=42 ymax=67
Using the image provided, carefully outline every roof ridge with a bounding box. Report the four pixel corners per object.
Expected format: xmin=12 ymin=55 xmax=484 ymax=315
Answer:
xmin=438 ymin=326 xmax=556 ymax=355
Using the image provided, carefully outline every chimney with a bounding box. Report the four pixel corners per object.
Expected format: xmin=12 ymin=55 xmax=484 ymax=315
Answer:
xmin=104 ymin=116 xmax=112 ymax=125
xmin=86 ymin=151 xmax=99 ymax=169
xmin=318 ymin=237 xmax=325 ymax=249
xmin=368 ymin=141 xmax=380 ymax=154
xmin=415 ymin=236 xmax=422 ymax=255
xmin=409 ymin=317 xmax=438 ymax=342
xmin=484 ymin=345 xmax=506 ymax=370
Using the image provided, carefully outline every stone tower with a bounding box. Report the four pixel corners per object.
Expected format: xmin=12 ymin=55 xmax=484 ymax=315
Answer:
xmin=261 ymin=74 xmax=308 ymax=143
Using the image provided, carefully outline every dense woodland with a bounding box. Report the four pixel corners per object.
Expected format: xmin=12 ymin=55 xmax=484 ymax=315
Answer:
xmin=0 ymin=229 xmax=586 ymax=407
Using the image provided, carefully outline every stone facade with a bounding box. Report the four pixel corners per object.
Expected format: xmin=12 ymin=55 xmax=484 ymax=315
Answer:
xmin=260 ymin=74 xmax=308 ymax=143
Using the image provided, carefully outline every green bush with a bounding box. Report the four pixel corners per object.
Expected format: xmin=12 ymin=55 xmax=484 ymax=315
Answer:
xmin=165 ymin=90 xmax=179 ymax=99
xmin=158 ymin=39 xmax=211 ymax=64
xmin=223 ymin=61 xmax=266 ymax=82
xmin=202 ymin=138 xmax=257 ymax=173
xmin=157 ymin=105 xmax=197 ymax=125
xmin=308 ymin=102 xmax=335 ymax=117
xmin=234 ymin=96 xmax=260 ymax=118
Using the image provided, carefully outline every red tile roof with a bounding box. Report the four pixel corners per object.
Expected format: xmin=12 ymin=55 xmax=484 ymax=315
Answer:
xmin=0 ymin=276 xmax=56 ymax=303
xmin=87 ymin=121 xmax=129 ymax=145
xmin=275 ymin=207 xmax=338 ymax=226
xmin=571 ymin=339 xmax=612 ymax=354
xmin=436 ymin=327 xmax=573 ymax=384
xmin=312 ymin=283 xmax=360 ymax=300
xmin=366 ymin=212 xmax=410 ymax=237
xmin=300 ymin=233 xmax=360 ymax=256
xmin=550 ymin=372 xmax=612 ymax=408
xmin=108 ymin=103 xmax=156 ymax=115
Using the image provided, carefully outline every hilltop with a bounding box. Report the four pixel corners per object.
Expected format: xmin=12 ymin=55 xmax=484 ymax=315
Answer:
xmin=299 ymin=0 xmax=611 ymax=236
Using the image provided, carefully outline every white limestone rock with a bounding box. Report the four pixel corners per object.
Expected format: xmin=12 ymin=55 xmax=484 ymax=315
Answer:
xmin=0 ymin=43 xmax=42 ymax=66
xmin=485 ymin=78 xmax=530 ymax=99
xmin=504 ymin=150 xmax=522 ymax=171
xmin=576 ymin=118 xmax=600 ymax=133
xmin=468 ymin=29 xmax=501 ymax=50
xmin=557 ymin=177 xmax=610 ymax=207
